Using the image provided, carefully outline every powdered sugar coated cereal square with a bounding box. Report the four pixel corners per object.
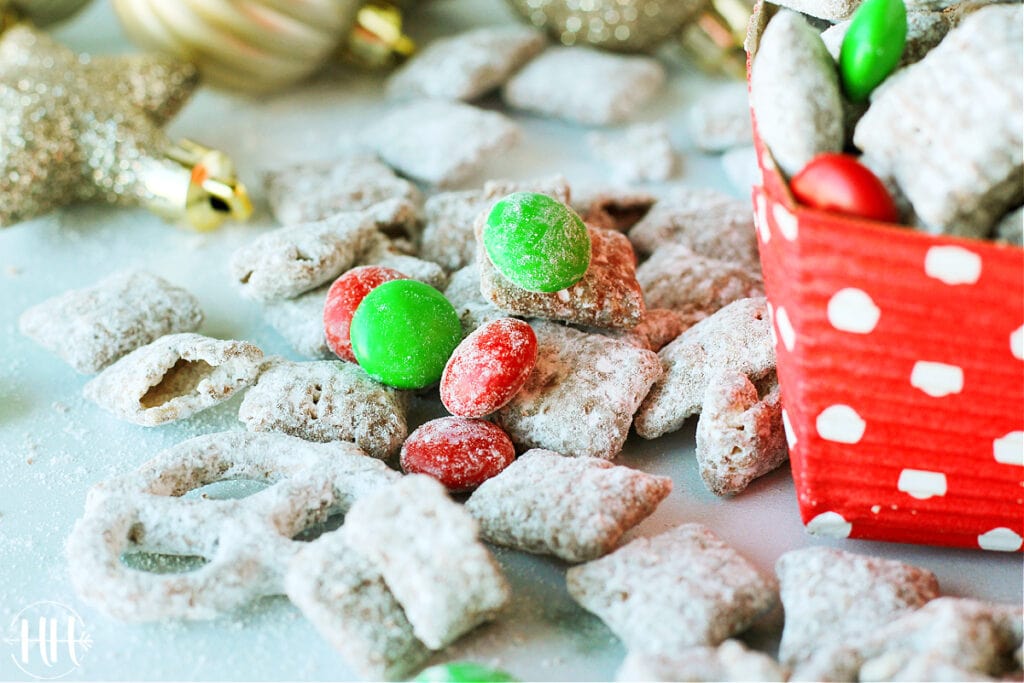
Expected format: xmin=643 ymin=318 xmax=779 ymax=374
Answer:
xmin=695 ymin=370 xmax=787 ymax=496
xmin=567 ymin=524 xmax=779 ymax=655
xmin=571 ymin=185 xmax=656 ymax=233
xmin=494 ymin=321 xmax=661 ymax=460
xmin=83 ymin=333 xmax=263 ymax=426
xmin=443 ymin=264 xmax=506 ymax=336
xmin=503 ymin=47 xmax=665 ymax=125
xmin=635 ymin=297 xmax=774 ymax=440
xmin=260 ymin=285 xmax=332 ymax=359
xmin=263 ymin=153 xmax=422 ymax=227
xmin=465 ymin=448 xmax=672 ymax=562
xmin=365 ymin=100 xmax=521 ymax=187
xmin=587 ymin=123 xmax=675 ymax=183
xmin=238 ymin=359 xmax=407 ymax=460
xmin=627 ymin=186 xmax=760 ymax=269
xmin=775 ymin=547 xmax=939 ymax=678
xmin=387 ymin=26 xmax=546 ymax=101
xmin=285 ymin=533 xmax=430 ymax=681
xmin=617 ymin=640 xmax=786 ymax=682
xmin=341 ymin=475 xmax=509 ymax=650
xmin=636 ymin=244 xmax=764 ymax=329
xmin=19 ymin=270 xmax=202 ymax=374
xmin=689 ymin=83 xmax=754 ymax=153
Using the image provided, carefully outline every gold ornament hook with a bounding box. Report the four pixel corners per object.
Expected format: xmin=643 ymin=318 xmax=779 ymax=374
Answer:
xmin=143 ymin=140 xmax=253 ymax=232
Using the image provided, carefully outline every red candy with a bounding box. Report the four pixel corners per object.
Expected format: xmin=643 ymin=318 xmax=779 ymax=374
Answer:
xmin=323 ymin=265 xmax=406 ymax=363
xmin=440 ymin=318 xmax=538 ymax=418
xmin=400 ymin=417 xmax=516 ymax=492
xmin=790 ymin=153 xmax=900 ymax=223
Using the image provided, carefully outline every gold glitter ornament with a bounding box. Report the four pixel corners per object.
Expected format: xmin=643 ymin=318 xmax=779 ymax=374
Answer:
xmin=0 ymin=23 xmax=251 ymax=230
xmin=505 ymin=0 xmax=708 ymax=51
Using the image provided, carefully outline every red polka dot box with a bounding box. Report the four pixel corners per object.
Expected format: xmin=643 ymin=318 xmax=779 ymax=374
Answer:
xmin=746 ymin=13 xmax=1024 ymax=552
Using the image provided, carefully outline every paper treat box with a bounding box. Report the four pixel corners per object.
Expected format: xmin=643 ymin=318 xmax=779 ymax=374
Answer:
xmin=746 ymin=4 xmax=1024 ymax=551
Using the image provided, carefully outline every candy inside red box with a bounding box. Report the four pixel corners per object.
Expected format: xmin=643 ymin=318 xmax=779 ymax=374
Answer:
xmin=746 ymin=9 xmax=1024 ymax=552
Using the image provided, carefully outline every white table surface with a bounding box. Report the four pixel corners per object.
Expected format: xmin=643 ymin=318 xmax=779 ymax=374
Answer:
xmin=1 ymin=1 xmax=1021 ymax=681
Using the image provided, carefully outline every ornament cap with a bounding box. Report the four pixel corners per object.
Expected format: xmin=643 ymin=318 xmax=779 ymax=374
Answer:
xmin=145 ymin=139 xmax=252 ymax=232
xmin=341 ymin=1 xmax=415 ymax=69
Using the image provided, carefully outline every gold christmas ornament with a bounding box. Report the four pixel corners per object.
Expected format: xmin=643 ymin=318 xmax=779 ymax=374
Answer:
xmin=0 ymin=23 xmax=251 ymax=230
xmin=505 ymin=0 xmax=708 ymax=51
xmin=112 ymin=0 xmax=414 ymax=93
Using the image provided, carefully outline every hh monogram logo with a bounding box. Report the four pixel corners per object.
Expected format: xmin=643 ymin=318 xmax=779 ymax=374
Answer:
xmin=3 ymin=602 xmax=91 ymax=680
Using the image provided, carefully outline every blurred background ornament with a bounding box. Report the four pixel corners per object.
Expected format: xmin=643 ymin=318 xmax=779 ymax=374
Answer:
xmin=504 ymin=0 xmax=752 ymax=77
xmin=505 ymin=0 xmax=707 ymax=51
xmin=111 ymin=0 xmax=414 ymax=93
xmin=8 ymin=0 xmax=91 ymax=26
xmin=0 ymin=23 xmax=251 ymax=230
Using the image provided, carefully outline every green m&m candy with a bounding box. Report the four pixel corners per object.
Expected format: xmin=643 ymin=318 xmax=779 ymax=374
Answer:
xmin=839 ymin=0 xmax=907 ymax=103
xmin=349 ymin=279 xmax=462 ymax=389
xmin=483 ymin=192 xmax=591 ymax=293
xmin=414 ymin=662 xmax=518 ymax=683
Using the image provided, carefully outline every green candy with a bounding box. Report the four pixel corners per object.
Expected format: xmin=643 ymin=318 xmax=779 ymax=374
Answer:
xmin=349 ymin=279 xmax=462 ymax=390
xmin=483 ymin=191 xmax=591 ymax=293
xmin=839 ymin=0 xmax=907 ymax=103
xmin=414 ymin=662 xmax=518 ymax=683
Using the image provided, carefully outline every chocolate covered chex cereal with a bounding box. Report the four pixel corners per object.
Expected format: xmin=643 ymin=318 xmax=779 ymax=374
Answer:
xmin=465 ymin=449 xmax=672 ymax=562
xmin=341 ymin=475 xmax=509 ymax=650
xmin=852 ymin=598 xmax=1024 ymax=682
xmin=358 ymin=232 xmax=448 ymax=290
xmin=635 ymin=297 xmax=775 ymax=440
xmin=636 ymin=244 xmax=764 ymax=328
xmin=285 ymin=533 xmax=430 ymax=681
xmin=477 ymin=223 xmax=646 ymax=330
xmin=617 ymin=640 xmax=787 ymax=682
xmin=386 ymin=26 xmax=545 ymax=102
xmin=502 ymin=47 xmax=665 ymax=126
xmin=83 ymin=333 xmax=262 ymax=426
xmin=366 ymin=99 xmax=521 ymax=187
xmin=587 ymin=123 xmax=675 ymax=183
xmin=263 ymin=153 xmax=422 ymax=228
xmin=776 ymin=547 xmax=940 ymax=679
xmin=19 ymin=270 xmax=202 ymax=374
xmin=689 ymin=84 xmax=754 ymax=153
xmin=67 ymin=431 xmax=399 ymax=621
xmin=238 ymin=359 xmax=407 ymax=460
xmin=494 ymin=321 xmax=662 ymax=460
xmin=633 ymin=308 xmax=686 ymax=351
xmin=696 ymin=370 xmax=787 ymax=496
xmin=567 ymin=524 xmax=779 ymax=654
xmin=750 ymin=10 xmax=844 ymax=177
xmin=853 ymin=5 xmax=1023 ymax=238
xmin=230 ymin=208 xmax=388 ymax=302
xmin=626 ymin=186 xmax=759 ymax=269
xmin=443 ymin=264 xmax=506 ymax=335
xmin=261 ymin=285 xmax=332 ymax=359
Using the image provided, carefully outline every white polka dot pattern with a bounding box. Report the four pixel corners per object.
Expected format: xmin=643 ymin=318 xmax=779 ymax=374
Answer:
xmin=909 ymin=361 xmax=964 ymax=398
xmin=1011 ymin=325 xmax=1023 ymax=360
xmin=815 ymin=405 xmax=866 ymax=444
xmin=897 ymin=469 xmax=948 ymax=500
xmin=782 ymin=408 xmax=796 ymax=449
xmin=805 ymin=511 xmax=851 ymax=538
xmin=924 ymin=246 xmax=983 ymax=285
xmin=993 ymin=432 xmax=1023 ymax=466
xmin=772 ymin=203 xmax=798 ymax=241
xmin=827 ymin=288 xmax=880 ymax=334
xmin=756 ymin=193 xmax=770 ymax=243
xmin=978 ymin=527 xmax=1023 ymax=552
xmin=775 ymin=306 xmax=795 ymax=352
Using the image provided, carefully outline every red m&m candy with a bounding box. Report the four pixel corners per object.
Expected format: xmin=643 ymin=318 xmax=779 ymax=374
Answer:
xmin=400 ymin=417 xmax=516 ymax=492
xmin=440 ymin=318 xmax=538 ymax=418
xmin=790 ymin=153 xmax=900 ymax=223
xmin=323 ymin=265 xmax=406 ymax=363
